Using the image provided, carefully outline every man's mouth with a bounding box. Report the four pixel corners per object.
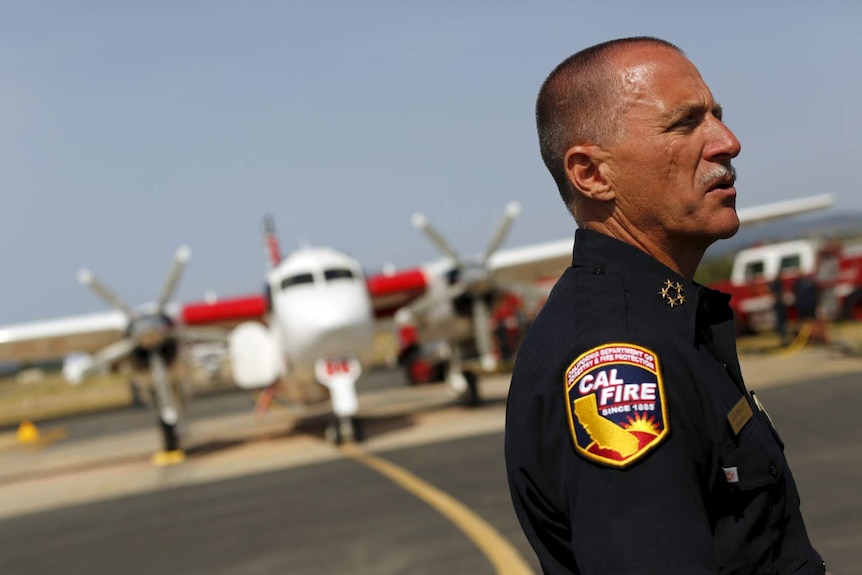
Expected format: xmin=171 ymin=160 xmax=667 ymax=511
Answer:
xmin=709 ymin=176 xmax=735 ymax=191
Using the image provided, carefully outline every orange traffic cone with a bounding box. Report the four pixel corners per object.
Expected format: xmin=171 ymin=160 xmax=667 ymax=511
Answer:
xmin=16 ymin=420 xmax=40 ymax=443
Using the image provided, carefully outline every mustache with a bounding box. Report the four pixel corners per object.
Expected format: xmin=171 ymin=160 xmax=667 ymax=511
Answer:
xmin=700 ymin=163 xmax=737 ymax=186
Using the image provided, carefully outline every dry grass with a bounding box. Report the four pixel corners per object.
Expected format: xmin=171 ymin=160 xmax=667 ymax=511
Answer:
xmin=0 ymin=373 xmax=131 ymax=427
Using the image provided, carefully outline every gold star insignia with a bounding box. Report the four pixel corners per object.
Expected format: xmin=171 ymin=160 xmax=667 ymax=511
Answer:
xmin=660 ymin=279 xmax=685 ymax=308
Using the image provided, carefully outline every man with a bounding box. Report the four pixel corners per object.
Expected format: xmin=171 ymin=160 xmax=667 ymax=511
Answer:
xmin=505 ymin=37 xmax=825 ymax=574
xmin=769 ymin=271 xmax=790 ymax=346
xmin=793 ymin=273 xmax=827 ymax=343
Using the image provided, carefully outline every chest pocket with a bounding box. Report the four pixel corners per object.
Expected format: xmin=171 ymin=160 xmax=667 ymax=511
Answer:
xmin=714 ymin=414 xmax=789 ymax=567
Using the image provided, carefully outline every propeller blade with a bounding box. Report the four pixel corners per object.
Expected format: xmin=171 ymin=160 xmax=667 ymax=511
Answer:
xmin=471 ymin=298 xmax=497 ymax=373
xmin=91 ymin=338 xmax=137 ymax=372
xmin=65 ymin=338 xmax=136 ymax=384
xmin=157 ymin=245 xmax=191 ymax=314
xmin=77 ymin=269 xmax=137 ymax=319
xmin=395 ymin=281 xmax=470 ymax=326
xmin=149 ymin=351 xmax=180 ymax=426
xmin=482 ymin=201 xmax=520 ymax=268
xmin=394 ymin=294 xmax=432 ymax=325
xmin=412 ymin=213 xmax=465 ymax=269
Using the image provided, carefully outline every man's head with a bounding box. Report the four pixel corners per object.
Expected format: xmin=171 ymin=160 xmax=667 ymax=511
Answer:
xmin=537 ymin=37 xmax=741 ymax=277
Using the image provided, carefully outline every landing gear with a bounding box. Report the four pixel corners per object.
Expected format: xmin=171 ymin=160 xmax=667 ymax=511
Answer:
xmin=158 ymin=414 xmax=181 ymax=452
xmin=151 ymin=409 xmax=186 ymax=466
xmin=316 ymin=357 xmax=363 ymax=445
xmin=463 ymin=370 xmax=481 ymax=408
xmin=444 ymin=342 xmax=482 ymax=408
xmin=148 ymin=352 xmax=187 ymax=465
xmin=325 ymin=416 xmax=363 ymax=445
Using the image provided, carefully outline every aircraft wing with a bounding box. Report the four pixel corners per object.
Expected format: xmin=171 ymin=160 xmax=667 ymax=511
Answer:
xmin=735 ymin=193 xmax=834 ymax=226
xmin=486 ymin=238 xmax=572 ymax=286
xmin=0 ymin=311 xmax=126 ymax=363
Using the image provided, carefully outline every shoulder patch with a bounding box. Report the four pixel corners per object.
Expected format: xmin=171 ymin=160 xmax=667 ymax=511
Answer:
xmin=564 ymin=343 xmax=669 ymax=468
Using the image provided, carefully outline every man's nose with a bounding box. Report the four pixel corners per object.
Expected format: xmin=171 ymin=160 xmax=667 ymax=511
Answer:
xmin=705 ymin=116 xmax=741 ymax=160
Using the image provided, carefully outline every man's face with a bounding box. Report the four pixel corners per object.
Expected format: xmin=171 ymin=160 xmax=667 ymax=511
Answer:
xmin=602 ymin=45 xmax=742 ymax=251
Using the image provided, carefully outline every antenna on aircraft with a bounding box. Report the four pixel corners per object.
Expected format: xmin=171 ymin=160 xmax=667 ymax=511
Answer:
xmin=262 ymin=215 xmax=282 ymax=270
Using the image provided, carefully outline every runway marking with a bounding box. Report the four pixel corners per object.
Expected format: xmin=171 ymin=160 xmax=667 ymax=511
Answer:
xmin=340 ymin=443 xmax=535 ymax=575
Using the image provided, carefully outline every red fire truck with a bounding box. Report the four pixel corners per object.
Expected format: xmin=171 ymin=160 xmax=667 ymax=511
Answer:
xmin=709 ymin=237 xmax=862 ymax=333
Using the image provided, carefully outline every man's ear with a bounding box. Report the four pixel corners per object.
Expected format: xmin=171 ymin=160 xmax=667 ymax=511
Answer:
xmin=564 ymin=145 xmax=615 ymax=202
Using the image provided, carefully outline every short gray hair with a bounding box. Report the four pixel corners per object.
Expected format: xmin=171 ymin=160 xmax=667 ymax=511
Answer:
xmin=536 ymin=37 xmax=683 ymax=212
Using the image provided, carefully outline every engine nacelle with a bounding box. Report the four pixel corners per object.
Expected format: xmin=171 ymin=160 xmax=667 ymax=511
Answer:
xmin=228 ymin=322 xmax=284 ymax=390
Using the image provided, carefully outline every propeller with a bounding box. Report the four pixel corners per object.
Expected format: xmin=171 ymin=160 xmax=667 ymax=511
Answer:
xmin=76 ymin=246 xmax=194 ymax=428
xmin=401 ymin=202 xmax=521 ymax=373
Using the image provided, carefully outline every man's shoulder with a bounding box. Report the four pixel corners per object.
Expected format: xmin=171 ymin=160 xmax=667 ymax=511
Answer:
xmin=517 ymin=266 xmax=629 ymax=379
xmin=531 ymin=264 xmax=627 ymax=332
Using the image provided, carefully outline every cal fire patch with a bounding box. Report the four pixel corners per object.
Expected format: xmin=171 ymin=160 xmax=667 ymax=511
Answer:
xmin=564 ymin=343 xmax=669 ymax=468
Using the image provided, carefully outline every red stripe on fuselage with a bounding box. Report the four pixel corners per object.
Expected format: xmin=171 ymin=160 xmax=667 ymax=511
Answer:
xmin=366 ymin=268 xmax=428 ymax=318
xmin=182 ymin=295 xmax=268 ymax=325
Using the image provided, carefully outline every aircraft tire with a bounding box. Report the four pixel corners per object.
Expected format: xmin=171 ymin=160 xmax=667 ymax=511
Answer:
xmin=325 ymin=416 xmax=363 ymax=444
xmin=158 ymin=416 xmax=181 ymax=453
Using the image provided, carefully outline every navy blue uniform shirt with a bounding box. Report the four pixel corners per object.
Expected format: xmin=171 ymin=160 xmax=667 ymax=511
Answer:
xmin=505 ymin=229 xmax=824 ymax=574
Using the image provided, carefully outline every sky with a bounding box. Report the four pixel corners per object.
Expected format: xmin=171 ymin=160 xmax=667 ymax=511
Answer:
xmin=1 ymin=0 xmax=860 ymax=324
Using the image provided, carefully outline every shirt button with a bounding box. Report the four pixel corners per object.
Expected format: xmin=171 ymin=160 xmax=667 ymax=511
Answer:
xmin=769 ymin=463 xmax=779 ymax=477
xmin=592 ymin=266 xmax=605 ymax=275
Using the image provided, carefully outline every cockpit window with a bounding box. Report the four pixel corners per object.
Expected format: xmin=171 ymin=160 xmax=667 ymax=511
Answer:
xmin=324 ymin=268 xmax=354 ymax=281
xmin=281 ymin=273 xmax=314 ymax=290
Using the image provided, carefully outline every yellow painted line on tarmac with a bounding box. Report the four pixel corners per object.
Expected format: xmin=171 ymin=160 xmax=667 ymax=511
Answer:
xmin=340 ymin=442 xmax=535 ymax=575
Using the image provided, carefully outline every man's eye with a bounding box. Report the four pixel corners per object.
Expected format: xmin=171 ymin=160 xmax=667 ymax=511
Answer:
xmin=671 ymin=116 xmax=697 ymax=130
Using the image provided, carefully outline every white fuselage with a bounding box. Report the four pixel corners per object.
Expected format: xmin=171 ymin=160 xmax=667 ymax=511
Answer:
xmin=268 ymin=247 xmax=375 ymax=384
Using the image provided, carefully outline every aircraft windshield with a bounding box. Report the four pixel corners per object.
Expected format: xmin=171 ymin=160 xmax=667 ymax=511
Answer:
xmin=324 ymin=268 xmax=354 ymax=281
xmin=281 ymin=273 xmax=314 ymax=290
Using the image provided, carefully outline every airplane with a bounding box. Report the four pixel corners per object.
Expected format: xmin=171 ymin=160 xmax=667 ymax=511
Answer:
xmin=0 ymin=193 xmax=835 ymax=453
xmin=211 ymin=216 xmax=377 ymax=444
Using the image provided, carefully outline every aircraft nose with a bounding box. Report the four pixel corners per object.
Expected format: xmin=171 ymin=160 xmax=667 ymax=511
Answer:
xmin=276 ymin=291 xmax=374 ymax=360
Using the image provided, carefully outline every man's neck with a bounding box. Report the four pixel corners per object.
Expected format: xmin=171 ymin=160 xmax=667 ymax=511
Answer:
xmin=583 ymin=221 xmax=707 ymax=280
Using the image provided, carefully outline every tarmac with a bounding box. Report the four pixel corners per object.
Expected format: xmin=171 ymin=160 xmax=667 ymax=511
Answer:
xmin=1 ymin=340 xmax=859 ymax=518
xmin=0 ymin=341 xmax=860 ymax=574
xmin=0 ymin=375 xmax=512 ymax=520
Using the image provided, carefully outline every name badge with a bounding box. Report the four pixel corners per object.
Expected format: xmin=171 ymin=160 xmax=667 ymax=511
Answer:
xmin=727 ymin=396 xmax=753 ymax=436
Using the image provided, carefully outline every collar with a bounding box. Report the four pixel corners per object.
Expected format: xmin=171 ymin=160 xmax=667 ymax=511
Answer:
xmin=571 ymin=229 xmax=732 ymax=343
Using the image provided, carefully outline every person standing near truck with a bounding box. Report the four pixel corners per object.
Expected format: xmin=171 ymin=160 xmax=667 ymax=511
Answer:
xmin=770 ymin=272 xmax=790 ymax=346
